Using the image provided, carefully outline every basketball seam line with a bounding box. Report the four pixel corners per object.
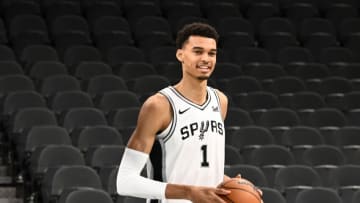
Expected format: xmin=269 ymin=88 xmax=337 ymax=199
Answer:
xmin=221 ymin=187 xmax=262 ymax=202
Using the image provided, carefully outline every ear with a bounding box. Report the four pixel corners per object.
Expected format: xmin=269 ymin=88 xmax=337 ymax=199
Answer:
xmin=176 ymin=49 xmax=184 ymax=63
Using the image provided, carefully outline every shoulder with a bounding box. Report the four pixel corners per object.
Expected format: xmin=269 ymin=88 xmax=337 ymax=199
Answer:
xmin=139 ymin=93 xmax=172 ymax=127
xmin=133 ymin=93 xmax=172 ymax=138
xmin=141 ymin=93 xmax=171 ymax=115
xmin=127 ymin=93 xmax=171 ymax=152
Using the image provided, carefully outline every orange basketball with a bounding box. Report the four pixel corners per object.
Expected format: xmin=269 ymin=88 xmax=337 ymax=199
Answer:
xmin=218 ymin=178 xmax=262 ymax=203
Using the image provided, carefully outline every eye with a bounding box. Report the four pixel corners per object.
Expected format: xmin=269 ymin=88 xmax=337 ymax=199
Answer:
xmin=209 ymin=52 xmax=217 ymax=57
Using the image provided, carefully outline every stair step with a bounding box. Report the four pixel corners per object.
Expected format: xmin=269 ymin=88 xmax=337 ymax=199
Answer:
xmin=0 ymin=198 xmax=23 ymax=203
xmin=0 ymin=177 xmax=12 ymax=185
xmin=0 ymin=187 xmax=16 ymax=198
xmin=0 ymin=166 xmax=8 ymax=177
xmin=0 ymin=133 xmax=23 ymax=203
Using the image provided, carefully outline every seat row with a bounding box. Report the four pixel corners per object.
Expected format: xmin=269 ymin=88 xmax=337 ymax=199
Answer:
xmin=11 ymin=124 xmax=360 ymax=170
xmin=225 ymin=143 xmax=360 ymax=171
xmin=0 ymin=74 xmax=170 ymax=101
xmin=225 ymin=164 xmax=360 ymax=203
xmin=3 ymin=78 xmax=360 ymax=108
xmin=4 ymin=105 xmax=360 ymax=145
xmin=3 ymin=82 xmax=360 ymax=125
xmin=225 ymin=107 xmax=360 ymax=140
xmin=0 ymin=44 xmax=179 ymax=72
xmin=9 ymin=116 xmax=360 ymax=171
xmin=227 ymin=90 xmax=360 ymax=111
xmin=31 ymin=175 xmax=360 ymax=203
xmin=21 ymin=142 xmax=360 ymax=203
xmin=1 ymin=44 xmax=358 ymax=71
xmin=2 ymin=60 xmax=360 ymax=93
xmin=222 ymin=75 xmax=360 ymax=94
xmin=0 ymin=0 xmax=358 ymax=27
xmin=1 ymin=44 xmax=360 ymax=90
xmin=4 ymin=104 xmax=360 ymax=143
xmin=226 ymin=125 xmax=360 ymax=150
xmin=11 ymin=126 xmax=360 ymax=203
xmin=1 ymin=13 xmax=360 ymax=58
xmin=4 ymin=73 xmax=360 ymax=110
xmin=1 ymin=7 xmax=358 ymax=39
xmin=1 ymin=46 xmax=360 ymax=96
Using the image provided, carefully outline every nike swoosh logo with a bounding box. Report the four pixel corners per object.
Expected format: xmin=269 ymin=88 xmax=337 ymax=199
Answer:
xmin=178 ymin=107 xmax=190 ymax=114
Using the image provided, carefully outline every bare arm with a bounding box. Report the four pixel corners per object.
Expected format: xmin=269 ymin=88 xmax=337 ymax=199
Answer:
xmin=126 ymin=93 xmax=171 ymax=153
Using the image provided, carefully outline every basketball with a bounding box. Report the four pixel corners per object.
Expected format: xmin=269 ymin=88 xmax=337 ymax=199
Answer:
xmin=218 ymin=178 xmax=262 ymax=203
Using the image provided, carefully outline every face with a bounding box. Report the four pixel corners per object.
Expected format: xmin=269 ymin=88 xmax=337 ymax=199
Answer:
xmin=176 ymin=35 xmax=217 ymax=81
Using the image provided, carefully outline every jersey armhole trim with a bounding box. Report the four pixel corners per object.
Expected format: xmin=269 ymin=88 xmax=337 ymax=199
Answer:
xmin=209 ymin=87 xmax=223 ymax=119
xmin=158 ymin=91 xmax=177 ymax=143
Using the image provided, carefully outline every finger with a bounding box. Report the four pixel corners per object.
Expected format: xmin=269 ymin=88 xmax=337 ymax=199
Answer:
xmin=256 ymin=187 xmax=263 ymax=196
xmin=215 ymin=188 xmax=231 ymax=195
xmin=215 ymin=195 xmax=227 ymax=203
xmin=235 ymin=174 xmax=242 ymax=179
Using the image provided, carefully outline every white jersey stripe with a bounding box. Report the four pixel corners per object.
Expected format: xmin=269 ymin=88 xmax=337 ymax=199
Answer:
xmin=159 ymin=92 xmax=177 ymax=143
xmin=168 ymin=86 xmax=212 ymax=110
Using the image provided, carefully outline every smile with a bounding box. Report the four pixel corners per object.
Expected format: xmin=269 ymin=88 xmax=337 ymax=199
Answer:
xmin=197 ymin=65 xmax=211 ymax=70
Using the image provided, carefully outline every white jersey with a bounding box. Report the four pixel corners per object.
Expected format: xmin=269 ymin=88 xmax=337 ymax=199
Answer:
xmin=148 ymin=86 xmax=225 ymax=203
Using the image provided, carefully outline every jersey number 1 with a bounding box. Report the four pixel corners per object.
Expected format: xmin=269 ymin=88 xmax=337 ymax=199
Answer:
xmin=201 ymin=145 xmax=209 ymax=167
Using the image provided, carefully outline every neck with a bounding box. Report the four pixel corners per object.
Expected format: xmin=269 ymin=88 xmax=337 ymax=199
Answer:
xmin=174 ymin=77 xmax=208 ymax=105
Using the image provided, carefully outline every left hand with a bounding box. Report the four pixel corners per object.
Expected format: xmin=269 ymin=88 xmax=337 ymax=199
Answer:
xmin=223 ymin=174 xmax=263 ymax=197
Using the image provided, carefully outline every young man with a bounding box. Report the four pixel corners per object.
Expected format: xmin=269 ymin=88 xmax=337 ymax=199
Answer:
xmin=116 ymin=22 xmax=258 ymax=203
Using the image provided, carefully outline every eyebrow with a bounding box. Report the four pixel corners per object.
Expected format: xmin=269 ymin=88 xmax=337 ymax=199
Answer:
xmin=192 ymin=46 xmax=217 ymax=52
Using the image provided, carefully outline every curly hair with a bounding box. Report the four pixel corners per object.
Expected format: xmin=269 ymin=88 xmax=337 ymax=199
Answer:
xmin=176 ymin=22 xmax=219 ymax=49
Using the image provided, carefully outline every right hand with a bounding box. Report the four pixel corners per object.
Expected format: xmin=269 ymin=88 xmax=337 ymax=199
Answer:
xmin=187 ymin=186 xmax=230 ymax=203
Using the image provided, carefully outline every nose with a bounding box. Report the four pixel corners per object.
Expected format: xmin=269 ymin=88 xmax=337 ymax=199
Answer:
xmin=200 ymin=53 xmax=210 ymax=63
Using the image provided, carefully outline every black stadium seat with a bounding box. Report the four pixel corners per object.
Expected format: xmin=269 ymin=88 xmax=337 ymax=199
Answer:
xmin=59 ymin=188 xmax=114 ymax=203
xmin=0 ymin=1 xmax=359 ymax=202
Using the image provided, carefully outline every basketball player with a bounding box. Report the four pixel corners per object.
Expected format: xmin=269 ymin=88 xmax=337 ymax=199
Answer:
xmin=116 ymin=22 xmax=259 ymax=203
